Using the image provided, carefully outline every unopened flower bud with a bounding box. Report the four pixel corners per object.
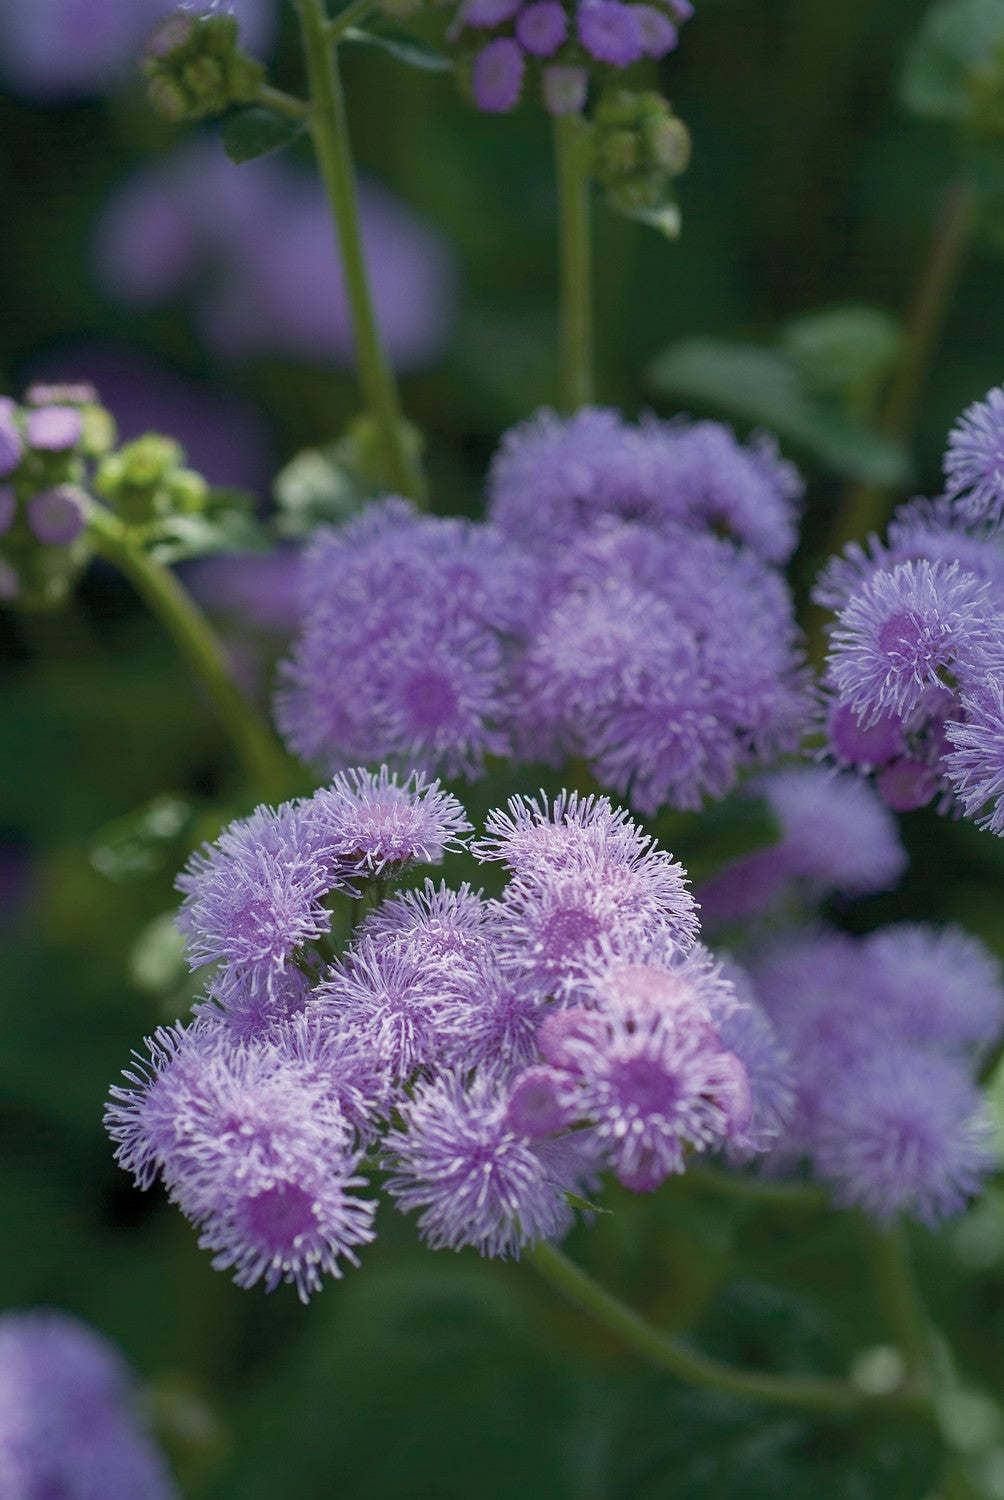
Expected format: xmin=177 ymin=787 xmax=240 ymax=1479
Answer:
xmin=26 ymin=484 xmax=89 ymax=546
xmin=0 ymin=400 xmax=23 ymax=478
xmin=145 ymin=10 xmax=198 ymax=60
xmin=644 ymin=114 xmax=690 ymax=175
xmin=26 ymin=406 xmax=83 ymax=453
xmin=167 ymin=469 xmax=209 ymax=513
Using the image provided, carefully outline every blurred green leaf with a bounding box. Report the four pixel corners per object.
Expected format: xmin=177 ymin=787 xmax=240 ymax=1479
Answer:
xmin=128 ymin=911 xmax=188 ymax=996
xmin=221 ymin=106 xmax=306 ymax=163
xmin=271 ymin=442 xmax=371 ymax=536
xmin=343 ymin=26 xmax=452 ymax=72
xmin=647 ymin=337 xmax=909 ymax=483
xmin=900 ymin=0 xmax=1004 ymax=121
xmin=146 ymin=505 xmax=269 ymax=565
xmin=90 ymin=795 xmax=197 ymax=882
xmin=781 ymin=304 xmax=903 ymax=405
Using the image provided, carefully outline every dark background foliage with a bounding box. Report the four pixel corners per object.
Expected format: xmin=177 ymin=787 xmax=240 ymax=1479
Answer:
xmin=2 ymin=1 xmax=1004 ymax=1495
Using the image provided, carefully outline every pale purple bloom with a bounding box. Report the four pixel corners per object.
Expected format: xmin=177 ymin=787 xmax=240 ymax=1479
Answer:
xmin=542 ymin=63 xmax=588 ymax=114
xmin=634 ymin=4 xmax=677 ymax=55
xmin=0 ymin=399 xmax=22 ymax=477
xmin=826 ymin=559 xmax=995 ymax=724
xmin=516 ymin=1 xmax=568 ymax=54
xmin=95 ymin=146 xmax=455 ymax=370
xmin=25 ymin=484 xmax=88 ymax=546
xmin=25 ymin=405 xmax=82 ymax=452
xmin=710 ymin=963 xmax=795 ymax=1164
xmin=943 ymin=383 xmax=1004 ymax=527
xmin=945 ymin=677 xmax=1004 ymax=834
xmin=699 ymin=768 xmax=908 ymax=927
xmin=813 ymin=1051 xmax=997 ymax=1226
xmin=534 ymin=991 xmax=751 ymax=1191
xmin=279 ymin=1007 xmax=400 ymax=1145
xmin=385 ymin=1071 xmax=575 ymax=1256
xmin=471 ymin=36 xmax=526 ymax=112
xmin=107 ymin=1021 xmax=375 ymax=1300
xmin=175 ymin=800 xmax=351 ymax=985
xmin=307 ymin=767 xmax=471 ymax=874
xmin=861 ymin=924 xmax=1004 ymax=1053
xmin=825 ymin=698 xmax=906 ymax=771
xmin=0 ymin=1310 xmax=179 ymax=1499
xmin=577 ymin=0 xmax=645 ymax=64
xmin=194 ymin=965 xmax=314 ymax=1043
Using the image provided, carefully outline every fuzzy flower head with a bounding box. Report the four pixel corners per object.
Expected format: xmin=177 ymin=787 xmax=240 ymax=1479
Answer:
xmin=812 ymin=1049 xmax=997 ymax=1227
xmin=0 ymin=1310 xmax=179 ymax=1500
xmin=307 ymin=767 xmax=471 ymax=876
xmin=384 ymin=1071 xmax=575 ymax=1256
xmin=826 ymin=558 xmax=996 ymax=724
xmin=945 ymin=676 xmax=1004 ymax=834
xmin=943 ymin=383 xmax=1004 ymax=528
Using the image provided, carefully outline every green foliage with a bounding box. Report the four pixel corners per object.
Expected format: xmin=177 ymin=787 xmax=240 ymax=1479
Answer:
xmin=900 ymin=0 xmax=1004 ymax=124
xmin=221 ymin=106 xmax=306 ymax=164
xmin=342 ymin=26 xmax=452 ymax=72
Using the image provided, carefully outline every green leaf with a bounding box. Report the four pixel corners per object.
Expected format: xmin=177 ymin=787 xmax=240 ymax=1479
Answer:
xmin=646 ymin=337 xmax=910 ymax=484
xmin=900 ymin=0 xmax=1004 ymax=121
xmin=128 ymin=911 xmax=189 ymax=996
xmin=221 ymin=105 xmax=305 ymax=163
xmin=607 ymin=185 xmax=681 ymax=239
xmin=146 ymin=505 xmax=269 ymax=565
xmin=343 ymin=26 xmax=451 ymax=72
xmin=272 ymin=443 xmax=371 ymax=537
xmin=89 ymin=794 xmax=197 ymax=882
xmin=780 ymin=304 xmax=903 ymax=403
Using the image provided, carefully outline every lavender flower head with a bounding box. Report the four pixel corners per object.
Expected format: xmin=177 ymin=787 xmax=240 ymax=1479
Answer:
xmin=944 ymin=382 xmax=1004 ymax=528
xmin=0 ymin=1310 xmax=179 ymax=1499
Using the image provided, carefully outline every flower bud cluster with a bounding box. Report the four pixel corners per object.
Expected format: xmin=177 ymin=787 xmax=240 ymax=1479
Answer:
xmin=95 ymin=433 xmax=209 ymax=526
xmin=814 ymin=382 xmax=1004 ymax=834
xmin=142 ymin=9 xmax=263 ymax=122
xmin=452 ymin=0 xmax=693 ymax=116
xmin=0 ymin=384 xmax=114 ymax=608
xmin=591 ymin=87 xmax=690 ymax=215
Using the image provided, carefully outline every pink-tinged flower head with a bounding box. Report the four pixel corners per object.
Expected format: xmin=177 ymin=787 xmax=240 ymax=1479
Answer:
xmin=826 ymin=559 xmax=997 ymax=724
xmin=384 ymin=1071 xmax=576 ymax=1257
xmin=0 ymin=1310 xmax=179 ymax=1499
xmin=813 ymin=1049 xmax=997 ymax=1226
xmin=26 ymin=405 xmax=82 ymax=452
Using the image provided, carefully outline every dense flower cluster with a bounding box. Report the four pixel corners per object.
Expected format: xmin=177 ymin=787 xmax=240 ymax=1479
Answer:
xmin=278 ymin=408 xmax=812 ymax=816
xmin=452 ymin=0 xmax=693 ymax=114
xmin=108 ymin=778 xmax=797 ymax=1296
xmin=95 ymin=142 xmax=455 ymax=369
xmin=816 ymin=384 xmax=1004 ymax=833
xmin=108 ymin=772 xmax=1000 ymax=1299
xmin=748 ymin=923 xmax=1002 ymax=1223
xmin=0 ymin=1310 xmax=179 ymax=1499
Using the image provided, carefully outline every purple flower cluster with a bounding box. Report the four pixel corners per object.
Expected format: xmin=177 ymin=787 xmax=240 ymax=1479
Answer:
xmin=0 ymin=1309 xmax=179 ymax=1499
xmin=279 ymin=408 xmax=812 ymax=816
xmin=816 ymin=414 xmax=1004 ymax=829
xmin=748 ymin=923 xmax=1002 ymax=1224
xmin=0 ymin=384 xmax=98 ymax=606
xmin=94 ymin=143 xmax=455 ymax=370
xmin=108 ymin=780 xmax=788 ymax=1291
xmin=699 ymin=765 xmax=907 ymax=928
xmin=453 ymin=0 xmax=694 ymax=114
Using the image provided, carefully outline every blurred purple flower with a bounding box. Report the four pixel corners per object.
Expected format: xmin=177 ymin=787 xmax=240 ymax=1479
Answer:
xmin=94 ymin=143 xmax=456 ymax=370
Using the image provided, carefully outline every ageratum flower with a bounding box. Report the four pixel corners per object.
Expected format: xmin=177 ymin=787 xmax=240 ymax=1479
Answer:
xmin=944 ymin=383 xmax=1004 ymax=528
xmin=0 ymin=1310 xmax=179 ymax=1499
xmin=384 ymin=1071 xmax=576 ymax=1256
xmin=945 ymin=676 xmax=1004 ymax=835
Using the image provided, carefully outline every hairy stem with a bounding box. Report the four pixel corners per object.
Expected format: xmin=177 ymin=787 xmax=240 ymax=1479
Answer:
xmin=296 ymin=0 xmax=426 ymax=501
xmin=529 ymin=1241 xmax=927 ymax=1417
xmin=87 ymin=507 xmax=293 ymax=800
xmin=554 ymin=114 xmax=594 ymax=411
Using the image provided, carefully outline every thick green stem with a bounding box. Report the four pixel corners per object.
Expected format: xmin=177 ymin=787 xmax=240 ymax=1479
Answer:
xmin=862 ymin=1221 xmax=937 ymax=1390
xmin=529 ymin=1241 xmax=925 ymax=1417
xmin=296 ymin=0 xmax=426 ymax=501
xmin=88 ymin=508 xmax=293 ymax=800
xmin=827 ymin=177 xmax=975 ymax=555
xmin=255 ymin=82 xmax=311 ymax=119
xmin=554 ymin=114 xmax=594 ymax=411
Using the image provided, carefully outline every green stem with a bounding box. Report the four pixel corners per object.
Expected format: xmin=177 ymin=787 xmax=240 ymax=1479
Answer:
xmin=529 ymin=1241 xmax=925 ymax=1418
xmin=256 ymin=82 xmax=311 ymax=119
xmin=687 ymin=1164 xmax=830 ymax=1212
xmin=296 ymin=0 xmax=426 ymax=502
xmin=862 ymin=1220 xmax=936 ymax=1390
xmin=325 ymin=0 xmax=374 ymax=41
xmin=554 ymin=114 xmax=594 ymax=411
xmin=87 ymin=508 xmax=293 ymax=800
xmin=827 ymin=176 xmax=975 ymax=555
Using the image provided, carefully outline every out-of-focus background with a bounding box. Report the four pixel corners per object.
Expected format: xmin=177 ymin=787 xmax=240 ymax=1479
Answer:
xmin=4 ymin=1 xmax=1004 ymax=1495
